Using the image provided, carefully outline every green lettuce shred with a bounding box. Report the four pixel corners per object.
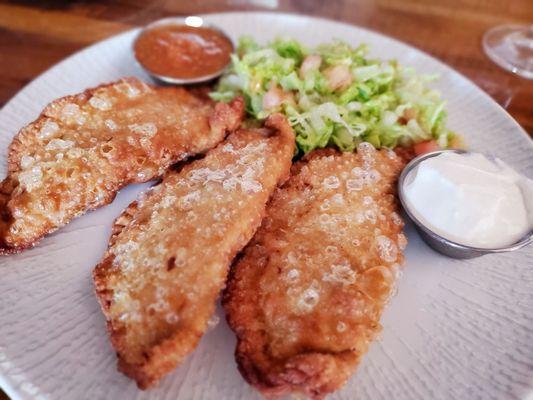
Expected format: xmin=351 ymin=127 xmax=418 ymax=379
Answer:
xmin=211 ymin=36 xmax=454 ymax=153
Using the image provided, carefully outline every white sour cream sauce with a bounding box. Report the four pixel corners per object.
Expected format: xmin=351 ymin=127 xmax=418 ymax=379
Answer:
xmin=403 ymin=152 xmax=533 ymax=249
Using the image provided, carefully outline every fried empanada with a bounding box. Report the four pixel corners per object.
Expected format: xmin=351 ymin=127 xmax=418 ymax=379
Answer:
xmin=93 ymin=114 xmax=295 ymax=389
xmin=0 ymin=78 xmax=243 ymax=253
xmin=223 ymin=144 xmax=407 ymax=398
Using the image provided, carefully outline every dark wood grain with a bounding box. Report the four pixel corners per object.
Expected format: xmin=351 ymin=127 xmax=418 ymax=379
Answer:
xmin=0 ymin=0 xmax=531 ymax=398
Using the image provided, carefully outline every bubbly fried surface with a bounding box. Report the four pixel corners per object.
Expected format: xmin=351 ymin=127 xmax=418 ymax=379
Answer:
xmin=0 ymin=77 xmax=244 ymax=253
xmin=223 ymin=144 xmax=407 ymax=399
xmin=93 ymin=114 xmax=295 ymax=389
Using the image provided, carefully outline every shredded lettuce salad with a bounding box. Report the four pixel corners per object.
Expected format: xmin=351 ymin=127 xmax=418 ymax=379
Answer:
xmin=210 ymin=37 xmax=455 ymax=154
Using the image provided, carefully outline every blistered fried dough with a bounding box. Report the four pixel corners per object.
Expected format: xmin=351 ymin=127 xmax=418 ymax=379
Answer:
xmin=223 ymin=143 xmax=407 ymax=399
xmin=93 ymin=114 xmax=295 ymax=389
xmin=0 ymin=77 xmax=244 ymax=253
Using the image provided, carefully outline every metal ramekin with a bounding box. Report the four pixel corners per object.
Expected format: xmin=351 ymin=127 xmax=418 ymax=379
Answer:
xmin=132 ymin=16 xmax=234 ymax=85
xmin=398 ymin=149 xmax=533 ymax=259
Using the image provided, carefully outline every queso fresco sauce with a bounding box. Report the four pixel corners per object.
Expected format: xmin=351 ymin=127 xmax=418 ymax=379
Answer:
xmin=134 ymin=24 xmax=233 ymax=79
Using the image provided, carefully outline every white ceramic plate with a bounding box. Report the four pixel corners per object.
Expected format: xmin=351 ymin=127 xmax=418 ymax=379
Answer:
xmin=0 ymin=12 xmax=532 ymax=400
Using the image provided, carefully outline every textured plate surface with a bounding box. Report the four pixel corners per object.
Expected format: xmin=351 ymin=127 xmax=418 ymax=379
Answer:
xmin=0 ymin=12 xmax=532 ymax=400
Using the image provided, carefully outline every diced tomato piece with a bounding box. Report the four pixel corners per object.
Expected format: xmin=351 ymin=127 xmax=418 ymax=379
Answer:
xmin=262 ymin=86 xmax=294 ymax=110
xmin=323 ymin=65 xmax=352 ymax=91
xmin=414 ymin=140 xmax=440 ymax=155
xmin=300 ymin=55 xmax=322 ymax=76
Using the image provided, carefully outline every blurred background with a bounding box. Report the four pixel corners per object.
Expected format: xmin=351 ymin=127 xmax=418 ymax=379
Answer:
xmin=0 ymin=0 xmax=531 ymax=398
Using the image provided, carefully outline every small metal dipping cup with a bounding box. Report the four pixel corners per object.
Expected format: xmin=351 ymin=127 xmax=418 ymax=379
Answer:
xmin=133 ymin=16 xmax=234 ymax=85
xmin=398 ymin=149 xmax=532 ymax=259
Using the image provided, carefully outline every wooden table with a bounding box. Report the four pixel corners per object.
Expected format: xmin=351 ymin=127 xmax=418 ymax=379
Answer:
xmin=0 ymin=0 xmax=531 ymax=398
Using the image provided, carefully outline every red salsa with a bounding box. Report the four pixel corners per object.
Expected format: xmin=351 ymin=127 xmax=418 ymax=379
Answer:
xmin=134 ymin=24 xmax=233 ymax=79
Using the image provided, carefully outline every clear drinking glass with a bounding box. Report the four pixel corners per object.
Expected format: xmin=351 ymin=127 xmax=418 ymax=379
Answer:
xmin=483 ymin=24 xmax=533 ymax=79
